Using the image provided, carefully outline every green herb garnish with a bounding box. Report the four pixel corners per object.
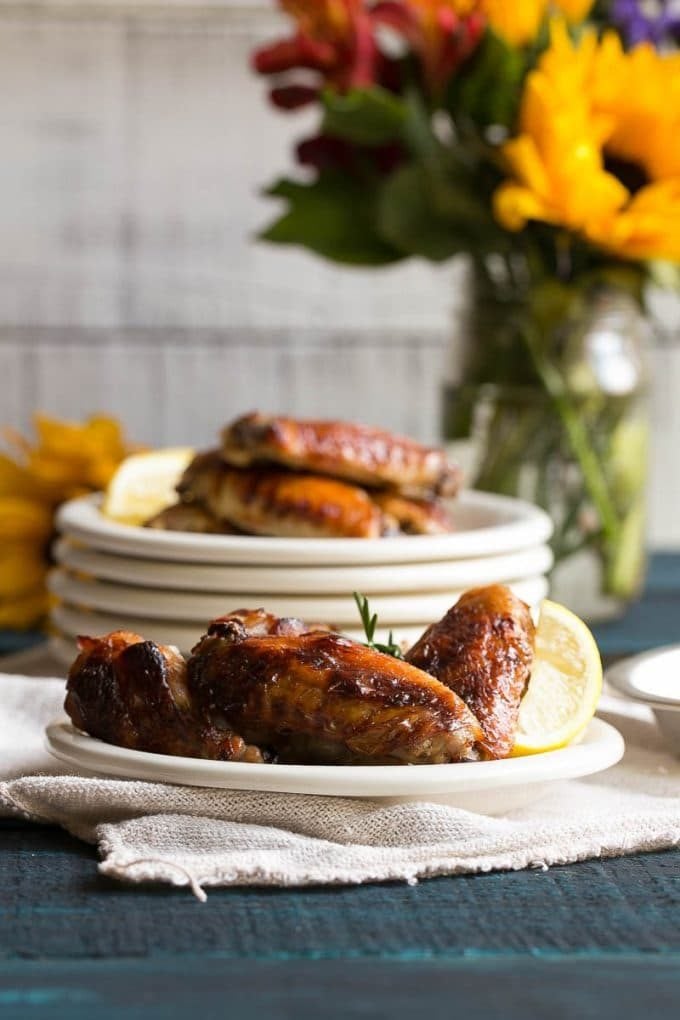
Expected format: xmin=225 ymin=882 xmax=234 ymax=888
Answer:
xmin=353 ymin=592 xmax=404 ymax=659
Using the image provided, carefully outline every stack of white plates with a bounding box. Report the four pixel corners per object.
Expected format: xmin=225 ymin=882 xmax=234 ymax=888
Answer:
xmin=49 ymin=490 xmax=553 ymax=665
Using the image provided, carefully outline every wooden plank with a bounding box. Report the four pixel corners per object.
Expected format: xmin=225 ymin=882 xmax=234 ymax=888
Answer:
xmin=1 ymin=956 xmax=680 ymax=1020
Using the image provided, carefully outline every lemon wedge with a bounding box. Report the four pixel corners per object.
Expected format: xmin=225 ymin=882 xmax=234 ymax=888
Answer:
xmin=102 ymin=448 xmax=194 ymax=526
xmin=512 ymin=599 xmax=603 ymax=756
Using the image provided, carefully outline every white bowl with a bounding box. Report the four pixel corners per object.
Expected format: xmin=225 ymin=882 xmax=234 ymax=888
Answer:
xmin=54 ymin=537 xmax=553 ymax=595
xmin=56 ymin=490 xmax=553 ymax=565
xmin=48 ymin=569 xmax=549 ymax=627
xmin=606 ymin=646 xmax=680 ymax=755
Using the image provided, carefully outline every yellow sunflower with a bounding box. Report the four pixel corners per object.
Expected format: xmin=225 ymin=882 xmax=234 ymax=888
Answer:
xmin=407 ymin=2 xmax=593 ymax=47
xmin=494 ymin=21 xmax=680 ymax=262
xmin=477 ymin=0 xmax=593 ymax=46
xmin=0 ymin=414 xmax=135 ymax=629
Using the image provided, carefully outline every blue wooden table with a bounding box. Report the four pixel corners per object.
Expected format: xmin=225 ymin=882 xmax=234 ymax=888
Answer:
xmin=2 ymin=555 xmax=680 ymax=1019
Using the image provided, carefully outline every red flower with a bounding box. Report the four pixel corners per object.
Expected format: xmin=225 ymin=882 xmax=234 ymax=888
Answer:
xmin=253 ymin=1 xmax=380 ymax=109
xmin=373 ymin=1 xmax=485 ymax=95
xmin=297 ymin=134 xmax=405 ymax=175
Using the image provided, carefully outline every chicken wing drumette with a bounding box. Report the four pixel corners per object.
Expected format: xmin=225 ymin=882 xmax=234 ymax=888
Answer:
xmin=64 ymin=631 xmax=265 ymax=761
xmin=405 ymin=585 xmax=536 ymax=759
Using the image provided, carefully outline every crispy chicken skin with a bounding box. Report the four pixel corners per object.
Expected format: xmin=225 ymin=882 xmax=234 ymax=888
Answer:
xmin=64 ymin=631 xmax=265 ymax=762
xmin=211 ymin=607 xmax=329 ymax=638
xmin=405 ymin=585 xmax=535 ymax=759
xmin=187 ymin=617 xmax=484 ymax=765
xmin=221 ymin=413 xmax=461 ymax=497
xmin=180 ymin=457 xmax=388 ymax=539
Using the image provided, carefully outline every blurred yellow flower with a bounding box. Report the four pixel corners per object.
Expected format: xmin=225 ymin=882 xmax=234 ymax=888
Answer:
xmin=494 ymin=21 xmax=680 ymax=262
xmin=476 ymin=0 xmax=593 ymax=45
xmin=0 ymin=414 xmax=135 ymax=630
xmin=402 ymin=2 xmax=593 ymax=48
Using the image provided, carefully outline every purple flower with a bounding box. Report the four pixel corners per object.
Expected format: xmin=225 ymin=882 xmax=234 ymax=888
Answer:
xmin=612 ymin=0 xmax=680 ymax=47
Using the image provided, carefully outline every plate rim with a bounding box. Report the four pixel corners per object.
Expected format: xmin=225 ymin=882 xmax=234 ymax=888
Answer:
xmin=44 ymin=716 xmax=624 ymax=799
xmin=56 ymin=491 xmax=554 ymax=565
xmin=606 ymin=645 xmax=680 ymax=712
xmin=48 ymin=571 xmax=549 ymax=626
xmin=53 ymin=537 xmax=554 ymax=595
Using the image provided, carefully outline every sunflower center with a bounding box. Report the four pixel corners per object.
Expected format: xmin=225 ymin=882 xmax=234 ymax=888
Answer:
xmin=603 ymin=152 xmax=650 ymax=196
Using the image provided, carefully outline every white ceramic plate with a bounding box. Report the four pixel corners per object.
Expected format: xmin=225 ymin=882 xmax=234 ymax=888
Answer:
xmin=48 ymin=570 xmax=549 ymax=626
xmin=56 ymin=491 xmax=553 ymax=565
xmin=53 ymin=538 xmax=554 ymax=595
xmin=44 ymin=717 xmax=623 ymax=809
xmin=606 ymin=647 xmax=680 ymax=755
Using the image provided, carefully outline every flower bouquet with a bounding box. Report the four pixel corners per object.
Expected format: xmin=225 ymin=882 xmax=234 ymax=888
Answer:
xmin=253 ymin=0 xmax=680 ymax=617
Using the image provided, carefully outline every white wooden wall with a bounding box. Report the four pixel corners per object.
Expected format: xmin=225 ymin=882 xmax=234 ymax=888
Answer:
xmin=1 ymin=1 xmax=679 ymax=544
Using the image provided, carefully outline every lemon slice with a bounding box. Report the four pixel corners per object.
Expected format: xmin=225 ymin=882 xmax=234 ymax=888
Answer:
xmin=512 ymin=599 xmax=603 ymax=756
xmin=102 ymin=448 xmax=194 ymax=526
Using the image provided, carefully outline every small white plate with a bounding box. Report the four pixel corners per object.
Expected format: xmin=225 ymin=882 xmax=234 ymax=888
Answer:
xmin=607 ymin=646 xmax=680 ymax=754
xmin=53 ymin=538 xmax=554 ymax=595
xmin=48 ymin=570 xmax=549 ymax=626
xmin=56 ymin=491 xmax=553 ymax=565
xmin=607 ymin=646 xmax=680 ymax=707
xmin=44 ymin=717 xmax=623 ymax=809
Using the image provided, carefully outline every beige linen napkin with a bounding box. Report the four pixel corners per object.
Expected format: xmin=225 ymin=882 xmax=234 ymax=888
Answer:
xmin=2 ymin=667 xmax=680 ymax=901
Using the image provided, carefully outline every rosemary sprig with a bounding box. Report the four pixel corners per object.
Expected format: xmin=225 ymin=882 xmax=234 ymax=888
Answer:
xmin=353 ymin=592 xmax=404 ymax=659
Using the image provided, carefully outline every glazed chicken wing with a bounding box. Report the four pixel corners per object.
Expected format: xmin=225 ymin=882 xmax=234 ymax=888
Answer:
xmin=64 ymin=631 xmax=265 ymax=762
xmin=179 ymin=454 xmax=388 ymax=539
xmin=405 ymin=585 xmax=535 ymax=759
xmin=145 ymin=501 xmax=226 ymax=534
xmin=187 ymin=616 xmax=484 ymax=764
xmin=373 ymin=492 xmax=455 ymax=535
xmin=221 ymin=413 xmax=461 ymax=497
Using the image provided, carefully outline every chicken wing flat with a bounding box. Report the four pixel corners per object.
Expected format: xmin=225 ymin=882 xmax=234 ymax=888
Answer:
xmin=405 ymin=585 xmax=535 ymax=759
xmin=180 ymin=456 xmax=387 ymax=539
xmin=221 ymin=413 xmax=461 ymax=497
xmin=373 ymin=492 xmax=455 ymax=535
xmin=187 ymin=617 xmax=484 ymax=765
xmin=64 ymin=631 xmax=265 ymax=762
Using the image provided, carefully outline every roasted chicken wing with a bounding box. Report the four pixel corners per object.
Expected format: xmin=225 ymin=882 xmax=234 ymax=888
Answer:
xmin=145 ymin=501 xmax=227 ymax=534
xmin=373 ymin=492 xmax=455 ymax=535
xmin=221 ymin=412 xmax=461 ymax=497
xmin=179 ymin=455 xmax=388 ymax=539
xmin=65 ymin=589 xmax=533 ymax=766
xmin=405 ymin=585 xmax=535 ymax=759
xmin=64 ymin=631 xmax=265 ymax=762
xmin=187 ymin=615 xmax=484 ymax=764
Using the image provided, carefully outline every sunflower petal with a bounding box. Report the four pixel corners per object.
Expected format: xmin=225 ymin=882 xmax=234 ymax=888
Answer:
xmin=0 ymin=497 xmax=53 ymax=542
xmin=0 ymin=587 xmax=49 ymax=630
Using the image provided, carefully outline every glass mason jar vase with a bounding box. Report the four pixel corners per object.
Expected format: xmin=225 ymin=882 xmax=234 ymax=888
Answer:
xmin=443 ymin=262 xmax=650 ymax=622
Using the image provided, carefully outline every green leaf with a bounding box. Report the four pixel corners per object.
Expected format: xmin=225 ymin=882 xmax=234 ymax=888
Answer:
xmin=377 ymin=160 xmax=497 ymax=261
xmin=377 ymin=164 xmax=462 ymax=261
xmin=451 ymin=30 xmax=526 ymax=130
xmin=261 ymin=174 xmax=403 ymax=266
xmin=353 ymin=592 xmax=404 ymax=659
xmin=321 ymin=87 xmax=407 ymax=145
